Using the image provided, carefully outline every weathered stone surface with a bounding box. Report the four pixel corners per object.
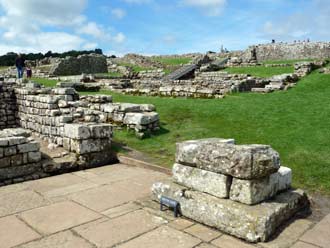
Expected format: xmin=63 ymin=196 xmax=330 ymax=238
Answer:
xmin=152 ymin=181 xmax=308 ymax=242
xmin=172 ymin=163 xmax=231 ymax=198
xmin=64 ymin=124 xmax=91 ymax=140
xmin=176 ymin=138 xmax=235 ymax=166
xmin=123 ymin=112 xmax=159 ymax=125
xmin=229 ymin=166 xmax=292 ymax=205
xmin=49 ymin=54 xmax=108 ymax=76
xmin=194 ymin=143 xmax=280 ymax=179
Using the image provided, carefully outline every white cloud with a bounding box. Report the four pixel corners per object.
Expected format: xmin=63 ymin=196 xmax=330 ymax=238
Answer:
xmin=259 ymin=0 xmax=330 ymax=41
xmin=113 ymin=32 xmax=126 ymax=43
xmin=111 ymin=8 xmax=126 ymax=19
xmin=0 ymin=0 xmax=127 ymax=55
xmin=77 ymin=22 xmax=105 ymax=38
xmin=182 ymin=0 xmax=227 ymax=16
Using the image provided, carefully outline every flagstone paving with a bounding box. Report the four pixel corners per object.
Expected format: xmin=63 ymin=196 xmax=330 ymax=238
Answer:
xmin=0 ymin=163 xmax=328 ymax=248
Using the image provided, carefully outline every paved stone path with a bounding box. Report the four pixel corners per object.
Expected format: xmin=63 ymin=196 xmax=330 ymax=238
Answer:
xmin=0 ymin=163 xmax=328 ymax=248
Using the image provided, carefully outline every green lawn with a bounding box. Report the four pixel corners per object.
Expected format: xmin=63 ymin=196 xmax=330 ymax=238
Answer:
xmin=263 ymin=58 xmax=322 ymax=65
xmin=224 ymin=66 xmax=294 ymax=78
xmin=118 ymin=63 xmax=152 ymax=72
xmin=31 ymin=77 xmax=58 ymax=87
xmin=80 ymin=71 xmax=330 ymax=194
xmin=95 ymin=72 xmax=123 ymax=78
xmin=153 ymin=57 xmax=191 ymax=66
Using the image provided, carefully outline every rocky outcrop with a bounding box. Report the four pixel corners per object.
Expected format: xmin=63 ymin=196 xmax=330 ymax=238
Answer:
xmin=49 ymin=54 xmax=108 ymax=76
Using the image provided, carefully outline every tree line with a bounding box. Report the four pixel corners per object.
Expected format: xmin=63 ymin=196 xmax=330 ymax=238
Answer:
xmin=0 ymin=49 xmax=104 ymax=66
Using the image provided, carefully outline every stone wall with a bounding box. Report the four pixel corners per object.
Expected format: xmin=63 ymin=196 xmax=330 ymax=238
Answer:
xmin=0 ymin=79 xmax=18 ymax=129
xmin=49 ymin=54 xmax=108 ymax=76
xmin=102 ymin=71 xmax=260 ymax=98
xmin=0 ymin=128 xmax=43 ymax=185
xmin=152 ymin=138 xmax=308 ymax=243
xmin=242 ymin=42 xmax=330 ymax=62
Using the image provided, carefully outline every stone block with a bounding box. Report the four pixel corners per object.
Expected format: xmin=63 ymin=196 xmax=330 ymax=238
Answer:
xmin=10 ymin=154 xmax=23 ymax=166
xmin=7 ymin=136 xmax=27 ymax=146
xmin=172 ymin=163 xmax=231 ymax=198
xmin=152 ymin=181 xmax=308 ymax=243
xmin=28 ymin=151 xmax=42 ymax=163
xmin=89 ymin=124 xmax=112 ymax=138
xmin=17 ymin=141 xmax=40 ymax=153
xmin=4 ymin=146 xmax=17 ymax=156
xmin=230 ymin=167 xmax=292 ymax=205
xmin=176 ymin=138 xmax=235 ymax=166
xmin=71 ymin=139 xmax=101 ymax=154
xmin=64 ymin=124 xmax=91 ymax=140
xmin=123 ymin=112 xmax=159 ymax=126
xmin=0 ymin=157 xmax=11 ymax=168
xmin=193 ymin=142 xmax=280 ymax=179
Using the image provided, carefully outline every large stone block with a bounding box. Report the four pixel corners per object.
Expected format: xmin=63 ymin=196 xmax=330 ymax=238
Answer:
xmin=64 ymin=124 xmax=91 ymax=140
xmin=177 ymin=139 xmax=280 ymax=179
xmin=123 ymin=112 xmax=159 ymax=125
xmin=229 ymin=167 xmax=292 ymax=205
xmin=152 ymin=181 xmax=308 ymax=243
xmin=172 ymin=163 xmax=231 ymax=198
xmin=176 ymin=138 xmax=235 ymax=166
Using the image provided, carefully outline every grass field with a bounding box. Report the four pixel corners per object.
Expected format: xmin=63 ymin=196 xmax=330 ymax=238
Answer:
xmin=31 ymin=77 xmax=58 ymax=87
xmin=224 ymin=66 xmax=294 ymax=78
xmin=153 ymin=57 xmax=191 ymax=66
xmin=80 ymin=71 xmax=330 ymax=194
xmin=263 ymin=58 xmax=320 ymax=65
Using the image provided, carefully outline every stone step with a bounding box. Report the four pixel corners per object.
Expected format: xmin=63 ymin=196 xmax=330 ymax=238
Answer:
xmin=152 ymin=181 xmax=309 ymax=243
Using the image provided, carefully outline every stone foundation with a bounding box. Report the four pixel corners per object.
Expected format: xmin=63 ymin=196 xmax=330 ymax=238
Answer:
xmin=0 ymin=128 xmax=43 ymax=185
xmin=152 ymin=138 xmax=309 ymax=242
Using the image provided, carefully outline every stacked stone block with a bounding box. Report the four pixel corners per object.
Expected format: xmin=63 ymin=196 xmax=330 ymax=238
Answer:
xmin=0 ymin=128 xmax=43 ymax=185
xmin=152 ymin=138 xmax=308 ymax=242
xmin=63 ymin=123 xmax=114 ymax=167
xmin=15 ymin=87 xmax=78 ymax=146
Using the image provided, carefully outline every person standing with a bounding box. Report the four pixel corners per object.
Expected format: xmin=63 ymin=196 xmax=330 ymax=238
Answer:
xmin=15 ymin=53 xmax=25 ymax=79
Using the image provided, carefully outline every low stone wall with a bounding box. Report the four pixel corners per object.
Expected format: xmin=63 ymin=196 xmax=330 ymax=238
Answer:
xmin=0 ymin=128 xmax=43 ymax=185
xmin=137 ymin=69 xmax=165 ymax=79
xmin=152 ymin=138 xmax=308 ymax=242
xmin=99 ymin=72 xmax=260 ymax=98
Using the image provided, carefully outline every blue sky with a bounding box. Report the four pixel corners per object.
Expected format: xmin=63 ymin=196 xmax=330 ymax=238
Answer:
xmin=0 ymin=0 xmax=329 ymax=56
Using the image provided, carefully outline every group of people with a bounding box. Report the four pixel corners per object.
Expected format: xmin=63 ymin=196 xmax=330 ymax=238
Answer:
xmin=15 ymin=54 xmax=32 ymax=79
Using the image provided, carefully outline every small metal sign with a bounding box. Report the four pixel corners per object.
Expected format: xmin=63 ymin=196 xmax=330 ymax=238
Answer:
xmin=160 ymin=196 xmax=181 ymax=217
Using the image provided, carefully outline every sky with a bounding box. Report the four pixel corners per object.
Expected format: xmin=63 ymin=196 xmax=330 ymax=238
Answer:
xmin=0 ymin=0 xmax=329 ymax=56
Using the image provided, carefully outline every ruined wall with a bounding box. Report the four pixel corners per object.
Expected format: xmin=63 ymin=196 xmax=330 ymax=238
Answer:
xmin=244 ymin=42 xmax=330 ymax=62
xmin=0 ymin=79 xmax=18 ymax=129
xmin=103 ymin=72 xmax=259 ymax=98
xmin=0 ymin=129 xmax=43 ymax=185
xmin=49 ymin=54 xmax=108 ymax=76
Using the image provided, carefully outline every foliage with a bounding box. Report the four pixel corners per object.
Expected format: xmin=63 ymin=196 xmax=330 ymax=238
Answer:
xmin=80 ymin=71 xmax=330 ymax=194
xmin=0 ymin=49 xmax=103 ymax=67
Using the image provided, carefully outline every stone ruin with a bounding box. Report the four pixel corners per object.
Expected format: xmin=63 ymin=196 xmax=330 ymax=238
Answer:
xmin=152 ymin=138 xmax=309 ymax=243
xmin=49 ymin=54 xmax=108 ymax=76
xmin=0 ymin=77 xmax=160 ymax=185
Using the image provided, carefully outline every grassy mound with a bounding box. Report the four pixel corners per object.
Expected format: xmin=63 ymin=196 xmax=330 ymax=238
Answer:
xmin=81 ymin=71 xmax=330 ymax=194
